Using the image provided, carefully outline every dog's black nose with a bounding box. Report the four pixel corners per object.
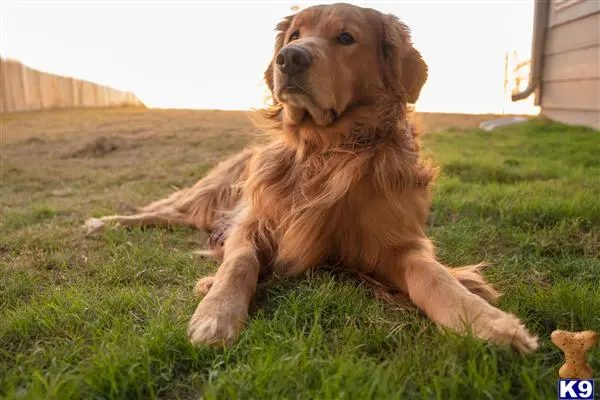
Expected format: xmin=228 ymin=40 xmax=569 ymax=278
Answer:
xmin=276 ymin=46 xmax=312 ymax=76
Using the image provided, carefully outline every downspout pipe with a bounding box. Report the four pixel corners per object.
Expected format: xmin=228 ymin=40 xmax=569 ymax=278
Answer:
xmin=512 ymin=0 xmax=550 ymax=102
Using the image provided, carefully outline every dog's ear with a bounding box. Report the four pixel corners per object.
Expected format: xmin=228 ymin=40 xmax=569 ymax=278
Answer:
xmin=401 ymin=48 xmax=428 ymax=104
xmin=380 ymin=14 xmax=428 ymax=104
xmin=264 ymin=15 xmax=294 ymax=98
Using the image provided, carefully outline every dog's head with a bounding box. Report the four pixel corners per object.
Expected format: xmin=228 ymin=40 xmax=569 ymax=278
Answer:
xmin=264 ymin=3 xmax=428 ymax=128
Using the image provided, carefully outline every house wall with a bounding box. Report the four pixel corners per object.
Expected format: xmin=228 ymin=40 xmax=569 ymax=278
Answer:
xmin=540 ymin=0 xmax=600 ymax=130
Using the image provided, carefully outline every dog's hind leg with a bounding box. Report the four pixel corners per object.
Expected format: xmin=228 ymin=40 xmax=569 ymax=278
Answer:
xmin=83 ymin=148 xmax=255 ymax=235
xmin=83 ymin=209 xmax=196 ymax=235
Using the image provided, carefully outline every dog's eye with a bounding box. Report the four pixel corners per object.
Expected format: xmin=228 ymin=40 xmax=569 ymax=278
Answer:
xmin=289 ymin=30 xmax=300 ymax=42
xmin=337 ymin=32 xmax=355 ymax=45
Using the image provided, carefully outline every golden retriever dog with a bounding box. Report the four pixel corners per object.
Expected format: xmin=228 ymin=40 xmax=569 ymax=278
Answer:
xmin=85 ymin=3 xmax=538 ymax=353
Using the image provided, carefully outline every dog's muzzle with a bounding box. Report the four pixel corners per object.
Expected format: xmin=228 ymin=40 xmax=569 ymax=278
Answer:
xmin=276 ymin=45 xmax=313 ymax=77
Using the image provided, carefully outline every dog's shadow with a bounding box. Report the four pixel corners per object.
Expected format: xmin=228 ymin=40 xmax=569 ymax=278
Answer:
xmin=251 ymin=266 xmax=413 ymax=314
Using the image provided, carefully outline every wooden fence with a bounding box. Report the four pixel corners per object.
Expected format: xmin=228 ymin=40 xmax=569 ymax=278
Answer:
xmin=0 ymin=58 xmax=144 ymax=113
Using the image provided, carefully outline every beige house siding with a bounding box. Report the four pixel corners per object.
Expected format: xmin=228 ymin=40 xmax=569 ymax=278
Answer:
xmin=543 ymin=108 xmax=600 ymax=128
xmin=545 ymin=12 xmax=600 ymax=54
xmin=540 ymin=2 xmax=600 ymax=129
xmin=548 ymin=0 xmax=600 ymax=27
xmin=542 ymin=80 xmax=600 ymax=109
xmin=544 ymin=46 xmax=599 ymax=80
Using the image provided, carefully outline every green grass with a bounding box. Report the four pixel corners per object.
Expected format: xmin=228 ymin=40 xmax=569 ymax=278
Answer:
xmin=1 ymin=110 xmax=599 ymax=399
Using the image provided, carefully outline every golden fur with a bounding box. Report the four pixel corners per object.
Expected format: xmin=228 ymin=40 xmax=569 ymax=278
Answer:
xmin=86 ymin=3 xmax=538 ymax=353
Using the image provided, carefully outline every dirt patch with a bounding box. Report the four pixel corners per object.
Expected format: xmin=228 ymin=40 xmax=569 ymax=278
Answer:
xmin=61 ymin=136 xmax=129 ymax=159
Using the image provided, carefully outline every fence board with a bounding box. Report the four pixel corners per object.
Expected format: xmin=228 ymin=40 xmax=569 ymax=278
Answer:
xmin=1 ymin=58 xmax=144 ymax=112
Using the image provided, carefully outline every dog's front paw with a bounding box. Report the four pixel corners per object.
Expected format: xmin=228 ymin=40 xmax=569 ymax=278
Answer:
xmin=475 ymin=311 xmax=539 ymax=354
xmin=187 ymin=295 xmax=247 ymax=347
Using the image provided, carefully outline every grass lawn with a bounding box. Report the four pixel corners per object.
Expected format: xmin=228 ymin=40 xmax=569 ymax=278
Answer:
xmin=1 ymin=108 xmax=599 ymax=399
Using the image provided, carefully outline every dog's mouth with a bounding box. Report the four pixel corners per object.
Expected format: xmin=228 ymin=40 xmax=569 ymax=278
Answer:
xmin=279 ymin=84 xmax=306 ymax=95
xmin=277 ymin=83 xmax=311 ymax=102
xmin=277 ymin=86 xmax=339 ymax=127
xmin=329 ymin=109 xmax=339 ymax=121
xmin=297 ymin=108 xmax=339 ymax=125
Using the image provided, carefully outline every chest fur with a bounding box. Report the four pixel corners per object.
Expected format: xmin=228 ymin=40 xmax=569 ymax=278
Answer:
xmin=246 ymin=142 xmax=431 ymax=274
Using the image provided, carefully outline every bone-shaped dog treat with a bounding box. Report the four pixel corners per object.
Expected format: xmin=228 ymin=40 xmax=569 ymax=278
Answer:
xmin=551 ymin=329 xmax=598 ymax=379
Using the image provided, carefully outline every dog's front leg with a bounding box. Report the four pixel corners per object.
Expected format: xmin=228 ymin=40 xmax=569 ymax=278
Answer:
xmin=188 ymin=221 xmax=260 ymax=347
xmin=388 ymin=248 xmax=539 ymax=353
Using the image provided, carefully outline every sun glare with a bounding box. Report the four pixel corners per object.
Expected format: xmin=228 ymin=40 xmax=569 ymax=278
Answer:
xmin=2 ymin=0 xmax=539 ymax=115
